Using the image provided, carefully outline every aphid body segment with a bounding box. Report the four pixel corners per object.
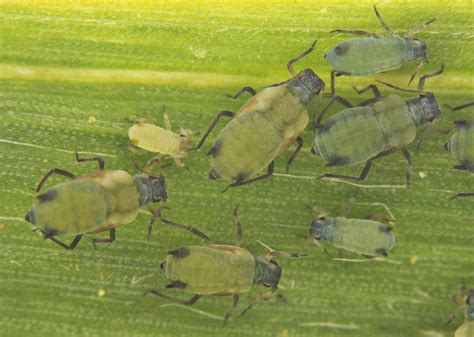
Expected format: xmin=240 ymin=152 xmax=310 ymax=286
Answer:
xmin=147 ymin=206 xmax=303 ymax=323
xmin=128 ymin=114 xmax=193 ymax=167
xmin=312 ymin=66 xmax=443 ymax=185
xmin=310 ymin=217 xmax=396 ymax=257
xmin=447 ymin=120 xmax=474 ymax=173
xmin=24 ymin=154 xmax=167 ymax=249
xmin=196 ymin=42 xmax=325 ymax=189
xmin=325 ymin=5 xmax=434 ymax=92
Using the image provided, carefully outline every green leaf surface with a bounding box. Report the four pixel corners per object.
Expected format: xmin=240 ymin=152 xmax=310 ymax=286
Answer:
xmin=0 ymin=1 xmax=472 ymax=336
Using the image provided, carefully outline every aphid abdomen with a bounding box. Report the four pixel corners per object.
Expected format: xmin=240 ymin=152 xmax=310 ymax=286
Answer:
xmin=210 ymin=112 xmax=282 ymax=181
xmin=448 ymin=121 xmax=474 ymax=171
xmin=314 ymin=107 xmax=385 ymax=166
xmin=327 ymin=218 xmax=396 ymax=256
xmin=456 ymin=321 xmax=474 ymax=337
xmin=29 ymin=180 xmax=108 ymax=236
xmin=326 ymin=36 xmax=408 ymax=76
xmin=372 ymin=95 xmax=417 ymax=150
xmin=128 ymin=123 xmax=181 ymax=155
xmin=165 ymin=245 xmax=256 ymax=295
xmin=79 ymin=170 xmax=141 ymax=230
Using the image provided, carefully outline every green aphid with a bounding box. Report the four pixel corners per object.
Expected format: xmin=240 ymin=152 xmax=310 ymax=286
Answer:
xmin=439 ymin=102 xmax=473 ymax=199
xmin=326 ymin=5 xmax=434 ymax=94
xmin=146 ymin=206 xmax=305 ymax=324
xmin=24 ymin=153 xmax=167 ymax=250
xmin=308 ymin=196 xmax=396 ymax=258
xmin=449 ymin=284 xmax=474 ymax=337
xmin=312 ymin=65 xmax=444 ymax=186
xmin=196 ymin=41 xmax=325 ymax=190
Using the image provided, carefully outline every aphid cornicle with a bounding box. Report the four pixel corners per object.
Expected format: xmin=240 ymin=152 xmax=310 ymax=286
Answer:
xmin=449 ymin=285 xmax=474 ymax=337
xmin=439 ymin=102 xmax=473 ymax=199
xmin=128 ymin=113 xmax=193 ymax=167
xmin=326 ymin=5 xmax=434 ymax=94
xmin=312 ymin=65 xmax=444 ymax=186
xmin=309 ymin=196 xmax=396 ymax=258
xmin=195 ymin=41 xmax=325 ymax=190
xmin=24 ymin=153 xmax=167 ymax=250
xmin=146 ymin=206 xmax=305 ymax=324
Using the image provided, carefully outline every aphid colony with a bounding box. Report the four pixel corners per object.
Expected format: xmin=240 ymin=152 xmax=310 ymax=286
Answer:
xmin=23 ymin=5 xmax=472 ymax=326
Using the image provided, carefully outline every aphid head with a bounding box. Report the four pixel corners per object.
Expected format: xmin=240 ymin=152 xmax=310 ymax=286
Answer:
xmin=287 ymin=68 xmax=325 ymax=106
xmin=406 ymin=37 xmax=427 ymax=62
xmin=408 ymin=92 xmax=441 ymax=127
xmin=134 ymin=174 xmax=167 ymax=206
xmin=254 ymin=256 xmax=282 ymax=292
xmin=309 ymin=216 xmax=332 ymax=240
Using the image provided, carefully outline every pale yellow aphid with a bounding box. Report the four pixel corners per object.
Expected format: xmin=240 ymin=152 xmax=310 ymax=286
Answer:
xmin=128 ymin=114 xmax=193 ymax=167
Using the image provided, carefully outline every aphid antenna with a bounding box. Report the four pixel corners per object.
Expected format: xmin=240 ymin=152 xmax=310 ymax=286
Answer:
xmin=405 ymin=18 xmax=436 ymax=38
xmin=256 ymin=240 xmax=308 ymax=259
xmin=308 ymin=236 xmax=332 ymax=258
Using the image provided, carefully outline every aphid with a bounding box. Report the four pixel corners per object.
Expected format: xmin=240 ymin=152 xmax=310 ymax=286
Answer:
xmin=439 ymin=102 xmax=473 ymax=199
xmin=146 ymin=206 xmax=305 ymax=324
xmin=24 ymin=153 xmax=167 ymax=250
xmin=195 ymin=41 xmax=325 ymax=190
xmin=312 ymin=65 xmax=444 ymax=186
xmin=128 ymin=112 xmax=193 ymax=167
xmin=326 ymin=5 xmax=434 ymax=94
xmin=309 ymin=196 xmax=396 ymax=257
xmin=448 ymin=284 xmax=474 ymax=337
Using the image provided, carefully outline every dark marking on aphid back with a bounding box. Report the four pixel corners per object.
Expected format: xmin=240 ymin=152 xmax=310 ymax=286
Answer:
xmin=24 ymin=210 xmax=35 ymax=224
xmin=335 ymin=43 xmax=350 ymax=56
xmin=37 ymin=189 xmax=58 ymax=203
xmin=335 ymin=71 xmax=352 ymax=77
xmin=379 ymin=224 xmax=393 ymax=233
xmin=166 ymin=280 xmax=187 ymax=289
xmin=375 ymin=248 xmax=388 ymax=256
xmin=168 ymin=247 xmax=190 ymax=259
xmin=233 ymin=172 xmax=250 ymax=184
xmin=327 ymin=156 xmax=350 ymax=167
xmin=160 ymin=261 xmax=166 ymax=270
xmin=207 ymin=139 xmax=222 ymax=158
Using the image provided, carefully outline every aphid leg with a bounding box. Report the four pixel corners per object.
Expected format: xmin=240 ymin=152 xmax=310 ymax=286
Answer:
xmin=223 ymin=295 xmax=240 ymax=325
xmin=47 ymin=234 xmax=83 ymax=250
xmin=91 ymin=228 xmax=116 ymax=249
xmin=145 ymin=290 xmax=202 ymax=306
xmin=159 ymin=217 xmax=211 ymax=243
xmin=375 ymin=80 xmax=418 ymax=94
xmin=352 ymin=84 xmax=381 ymax=98
xmin=266 ymin=78 xmax=291 ymax=88
xmin=401 ymin=148 xmax=413 ymax=187
xmin=313 ymin=95 xmax=352 ymax=128
xmin=373 ymin=5 xmax=395 ymax=35
xmin=144 ymin=157 xmax=169 ymax=171
xmin=340 ymin=193 xmax=357 ymax=217
xmin=446 ymin=101 xmax=474 ymax=111
xmin=239 ymin=292 xmax=285 ymax=317
xmin=226 ymin=86 xmax=257 ymax=99
xmin=75 ymin=152 xmax=105 ymax=171
xmin=329 ymin=71 xmax=336 ymax=97
xmin=35 ymin=168 xmax=76 ymax=192
xmin=232 ymin=205 xmax=243 ymax=247
xmin=405 ymin=18 xmax=436 ymax=37
xmin=257 ymin=240 xmax=308 ymax=259
xmin=365 ymin=213 xmax=394 ymax=223
xmin=417 ymin=64 xmax=444 ymax=93
xmin=224 ymin=161 xmax=274 ymax=191
xmin=308 ymin=236 xmax=332 ymax=257
xmin=329 ymin=29 xmax=377 ymax=37
xmin=287 ymin=40 xmax=317 ymax=76
xmin=285 ymin=137 xmax=303 ymax=174
xmin=318 ymin=160 xmax=372 ymax=182
xmin=450 ymin=193 xmax=474 ymax=200
xmin=173 ymin=158 xmax=185 ymax=168
xmin=408 ymin=61 xmax=425 ymax=86
xmin=195 ymin=110 xmax=235 ymax=150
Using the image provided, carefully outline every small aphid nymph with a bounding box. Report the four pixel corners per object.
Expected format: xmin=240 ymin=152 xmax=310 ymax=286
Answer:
xmin=128 ymin=112 xmax=194 ymax=167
